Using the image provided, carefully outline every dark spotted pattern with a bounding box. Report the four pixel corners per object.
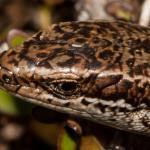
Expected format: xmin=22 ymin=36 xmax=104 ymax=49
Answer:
xmin=98 ymin=50 xmax=114 ymax=60
xmin=0 ymin=20 xmax=150 ymax=135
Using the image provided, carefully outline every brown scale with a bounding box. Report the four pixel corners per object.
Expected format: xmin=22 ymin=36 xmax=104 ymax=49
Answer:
xmin=0 ymin=20 xmax=149 ymax=135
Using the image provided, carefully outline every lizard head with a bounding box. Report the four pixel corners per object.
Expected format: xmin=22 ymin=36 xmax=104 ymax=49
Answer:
xmin=0 ymin=21 xmax=109 ymax=115
xmin=0 ymin=21 xmax=149 ymax=125
xmin=0 ymin=21 xmax=140 ymax=114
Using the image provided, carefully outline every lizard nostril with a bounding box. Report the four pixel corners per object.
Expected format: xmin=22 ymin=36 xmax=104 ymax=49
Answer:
xmin=2 ymin=74 xmax=12 ymax=83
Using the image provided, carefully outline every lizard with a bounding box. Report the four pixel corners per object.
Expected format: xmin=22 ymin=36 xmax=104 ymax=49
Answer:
xmin=0 ymin=20 xmax=149 ymax=135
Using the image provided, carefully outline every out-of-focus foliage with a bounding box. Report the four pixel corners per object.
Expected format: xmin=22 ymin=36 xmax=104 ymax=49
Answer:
xmin=58 ymin=127 xmax=77 ymax=150
xmin=0 ymin=90 xmax=33 ymax=116
xmin=7 ymin=29 xmax=29 ymax=47
xmin=0 ymin=0 xmax=149 ymax=150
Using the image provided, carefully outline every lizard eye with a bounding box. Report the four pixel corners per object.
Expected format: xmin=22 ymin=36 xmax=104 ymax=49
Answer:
xmin=57 ymin=82 xmax=77 ymax=93
xmin=50 ymin=80 xmax=80 ymax=98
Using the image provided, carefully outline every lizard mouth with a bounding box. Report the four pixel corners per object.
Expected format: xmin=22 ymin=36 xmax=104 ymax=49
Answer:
xmin=1 ymin=80 xmax=150 ymax=136
xmin=2 ymin=83 xmax=93 ymax=120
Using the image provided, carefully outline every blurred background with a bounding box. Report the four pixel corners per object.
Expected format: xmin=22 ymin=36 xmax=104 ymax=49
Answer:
xmin=0 ymin=0 xmax=150 ymax=150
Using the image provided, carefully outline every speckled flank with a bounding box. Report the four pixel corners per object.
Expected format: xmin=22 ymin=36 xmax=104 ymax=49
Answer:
xmin=0 ymin=20 xmax=149 ymax=135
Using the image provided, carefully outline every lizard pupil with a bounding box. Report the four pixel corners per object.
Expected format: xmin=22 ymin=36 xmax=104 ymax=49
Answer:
xmin=59 ymin=82 xmax=77 ymax=92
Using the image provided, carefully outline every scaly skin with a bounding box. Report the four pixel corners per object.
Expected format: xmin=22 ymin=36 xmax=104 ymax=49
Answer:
xmin=0 ymin=20 xmax=149 ymax=135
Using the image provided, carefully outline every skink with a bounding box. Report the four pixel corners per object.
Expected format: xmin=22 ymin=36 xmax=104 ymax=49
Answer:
xmin=0 ymin=20 xmax=149 ymax=135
